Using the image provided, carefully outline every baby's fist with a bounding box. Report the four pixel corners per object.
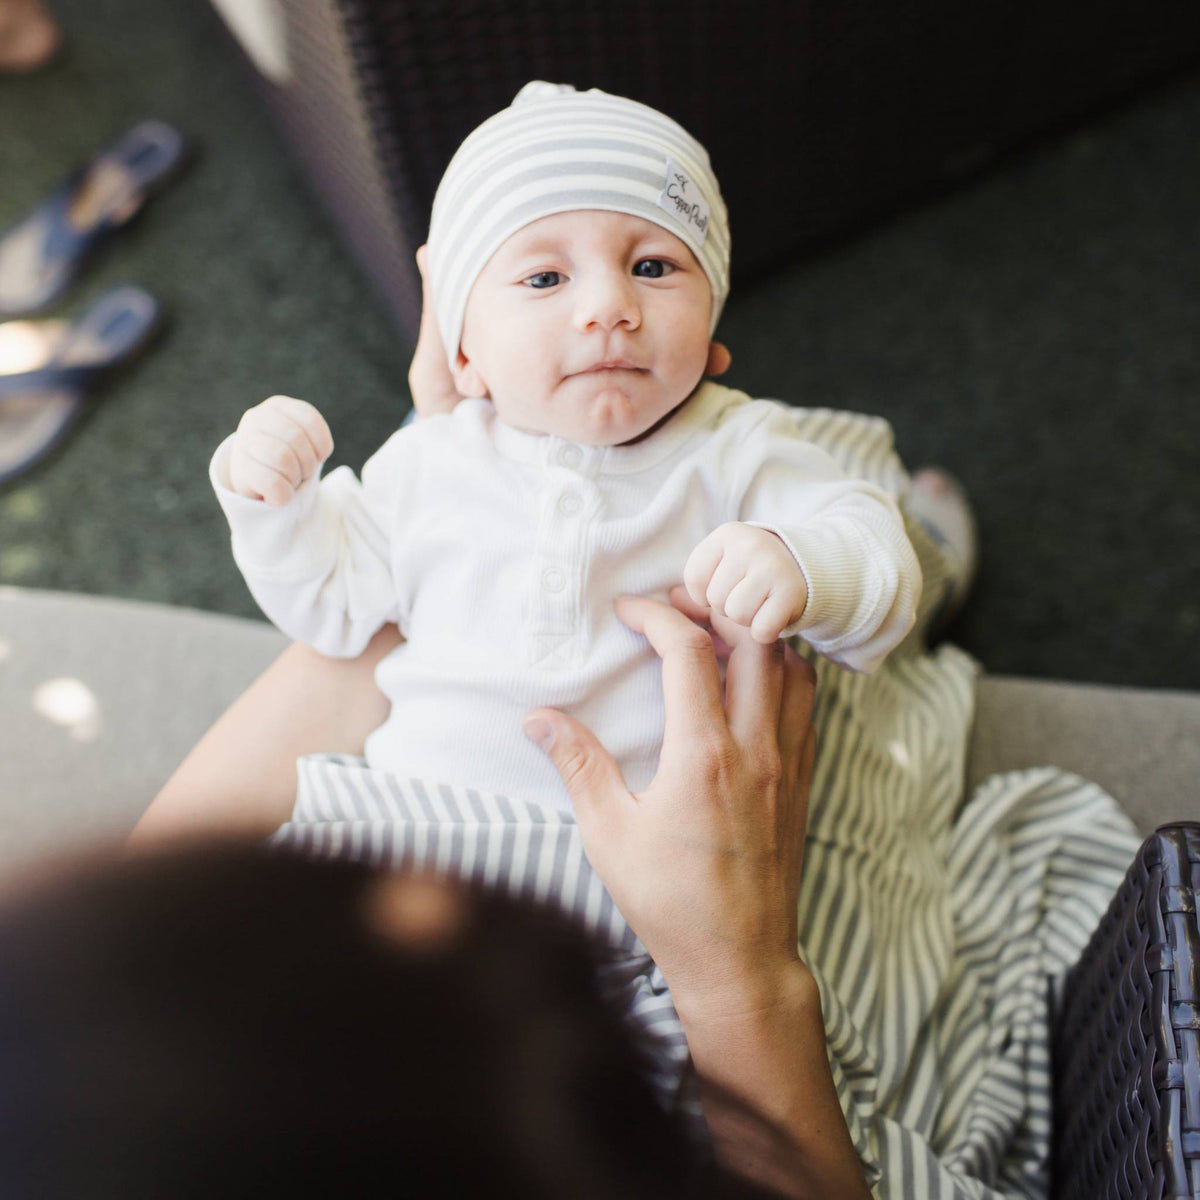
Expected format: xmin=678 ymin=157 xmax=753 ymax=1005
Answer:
xmin=229 ymin=395 xmax=334 ymax=506
xmin=683 ymin=522 xmax=808 ymax=644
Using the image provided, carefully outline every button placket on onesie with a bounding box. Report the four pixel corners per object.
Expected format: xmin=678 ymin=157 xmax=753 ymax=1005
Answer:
xmin=528 ymin=436 xmax=600 ymax=669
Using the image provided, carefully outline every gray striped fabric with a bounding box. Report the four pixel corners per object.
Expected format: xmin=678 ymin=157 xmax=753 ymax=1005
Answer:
xmin=275 ymin=756 xmax=696 ymax=1113
xmin=269 ymin=405 xmax=1141 ymax=1197
xmin=426 ymin=81 xmax=730 ymax=367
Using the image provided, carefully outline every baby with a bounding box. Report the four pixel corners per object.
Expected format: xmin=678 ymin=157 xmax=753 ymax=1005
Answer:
xmin=211 ymin=81 xmax=922 ymax=816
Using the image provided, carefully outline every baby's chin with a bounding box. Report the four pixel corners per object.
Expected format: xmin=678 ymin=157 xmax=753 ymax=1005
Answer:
xmin=569 ymin=410 xmax=679 ymax=448
xmin=611 ymin=398 xmax=689 ymax=446
xmin=489 ymin=377 xmax=697 ymax=446
xmin=555 ymin=385 xmax=694 ymax=447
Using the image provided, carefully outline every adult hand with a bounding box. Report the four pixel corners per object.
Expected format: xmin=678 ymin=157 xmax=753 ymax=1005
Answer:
xmin=522 ymin=584 xmax=815 ymax=1017
xmin=406 ymin=244 xmax=735 ymax=417
xmin=522 ymin=591 xmax=871 ymax=1198
xmin=406 ymin=246 xmax=462 ymax=417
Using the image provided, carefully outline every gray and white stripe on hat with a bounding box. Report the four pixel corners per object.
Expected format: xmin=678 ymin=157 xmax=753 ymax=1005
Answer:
xmin=426 ymin=81 xmax=731 ymax=367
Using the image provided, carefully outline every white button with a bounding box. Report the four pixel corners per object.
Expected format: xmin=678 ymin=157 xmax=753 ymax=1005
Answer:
xmin=541 ymin=567 xmax=566 ymax=593
xmin=557 ymin=491 xmax=582 ymax=516
xmin=559 ymin=445 xmax=583 ymax=469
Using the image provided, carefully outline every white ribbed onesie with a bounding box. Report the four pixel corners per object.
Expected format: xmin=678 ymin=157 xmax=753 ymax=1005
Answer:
xmin=211 ymin=381 xmax=921 ymax=813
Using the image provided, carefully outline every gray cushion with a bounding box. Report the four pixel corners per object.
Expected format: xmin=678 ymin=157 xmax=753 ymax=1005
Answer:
xmin=0 ymin=588 xmax=285 ymax=870
xmin=969 ymin=676 xmax=1199 ymax=835
xmin=2 ymin=588 xmax=1195 ymax=876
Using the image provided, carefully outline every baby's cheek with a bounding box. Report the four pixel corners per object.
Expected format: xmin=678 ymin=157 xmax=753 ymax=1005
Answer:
xmin=671 ymin=326 xmax=710 ymax=371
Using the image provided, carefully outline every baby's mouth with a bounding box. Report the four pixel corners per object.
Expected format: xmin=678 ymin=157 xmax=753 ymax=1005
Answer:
xmin=573 ymin=360 xmax=646 ymax=374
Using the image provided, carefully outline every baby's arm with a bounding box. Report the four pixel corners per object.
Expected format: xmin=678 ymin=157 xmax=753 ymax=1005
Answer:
xmin=689 ymin=405 xmax=921 ymax=673
xmin=213 ymin=395 xmax=403 ymax=658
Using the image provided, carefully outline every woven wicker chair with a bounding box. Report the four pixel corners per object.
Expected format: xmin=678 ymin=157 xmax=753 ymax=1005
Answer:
xmin=1053 ymin=824 xmax=1200 ymax=1200
xmin=220 ymin=0 xmax=1200 ymax=336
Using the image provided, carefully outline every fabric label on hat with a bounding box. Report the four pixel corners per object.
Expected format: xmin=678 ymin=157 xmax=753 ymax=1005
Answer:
xmin=657 ymin=158 xmax=709 ymax=242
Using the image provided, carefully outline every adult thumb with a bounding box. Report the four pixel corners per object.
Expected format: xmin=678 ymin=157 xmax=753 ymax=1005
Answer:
xmin=522 ymin=709 xmax=626 ymax=810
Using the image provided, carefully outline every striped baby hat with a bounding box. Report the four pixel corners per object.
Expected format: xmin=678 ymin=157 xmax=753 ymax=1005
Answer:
xmin=426 ymin=81 xmax=730 ymax=367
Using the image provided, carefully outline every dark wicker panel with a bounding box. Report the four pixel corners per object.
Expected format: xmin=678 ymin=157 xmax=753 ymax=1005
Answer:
xmin=253 ymin=0 xmax=1200 ymax=336
xmin=1052 ymin=823 xmax=1200 ymax=1200
xmin=224 ymin=0 xmax=420 ymax=330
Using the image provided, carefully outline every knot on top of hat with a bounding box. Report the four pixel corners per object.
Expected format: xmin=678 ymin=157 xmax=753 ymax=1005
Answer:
xmin=513 ymin=80 xmax=577 ymax=105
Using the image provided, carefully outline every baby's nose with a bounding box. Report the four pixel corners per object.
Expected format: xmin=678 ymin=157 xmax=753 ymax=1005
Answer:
xmin=574 ymin=271 xmax=640 ymax=331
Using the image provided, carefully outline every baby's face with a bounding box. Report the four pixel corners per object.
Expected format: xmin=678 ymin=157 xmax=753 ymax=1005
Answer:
xmin=454 ymin=210 xmax=713 ymax=446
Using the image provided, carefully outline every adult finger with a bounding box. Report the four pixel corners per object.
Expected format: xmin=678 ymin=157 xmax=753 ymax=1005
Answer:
xmin=777 ymin=644 xmax=818 ymax=797
xmin=521 ymin=707 xmax=629 ymax=823
xmin=408 ymin=245 xmax=461 ymax=416
xmin=787 ymin=704 xmax=818 ymax=890
xmin=668 ymin=585 xmax=733 ymax=659
xmin=705 ymin=595 xmax=787 ymax=751
xmin=614 ymin=594 xmax=727 ymax=755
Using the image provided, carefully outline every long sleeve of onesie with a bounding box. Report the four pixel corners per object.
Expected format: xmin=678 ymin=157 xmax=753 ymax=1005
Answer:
xmin=729 ymin=403 xmax=921 ymax=673
xmin=210 ymin=430 xmax=407 ymax=658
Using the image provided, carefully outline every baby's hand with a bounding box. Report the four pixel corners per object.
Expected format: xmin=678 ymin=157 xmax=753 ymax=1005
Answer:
xmin=683 ymin=522 xmax=808 ymax=645
xmin=228 ymin=395 xmax=334 ymax=506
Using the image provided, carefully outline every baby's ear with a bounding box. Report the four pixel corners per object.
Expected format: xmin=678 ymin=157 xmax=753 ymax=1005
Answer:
xmin=705 ymin=341 xmax=732 ymax=378
xmin=450 ymin=350 xmax=489 ymax=400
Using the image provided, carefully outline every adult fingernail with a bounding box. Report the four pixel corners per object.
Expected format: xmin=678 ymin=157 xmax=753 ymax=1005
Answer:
xmin=523 ymin=717 xmax=555 ymax=751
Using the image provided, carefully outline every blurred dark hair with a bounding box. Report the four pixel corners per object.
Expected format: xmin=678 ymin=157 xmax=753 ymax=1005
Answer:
xmin=0 ymin=842 xmax=778 ymax=1199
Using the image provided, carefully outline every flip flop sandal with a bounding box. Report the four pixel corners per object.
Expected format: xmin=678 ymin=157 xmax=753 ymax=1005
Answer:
xmin=0 ymin=285 xmax=162 ymax=486
xmin=0 ymin=120 xmax=187 ymax=316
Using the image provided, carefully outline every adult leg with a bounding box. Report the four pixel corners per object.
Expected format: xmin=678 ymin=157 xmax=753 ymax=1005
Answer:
xmin=128 ymin=625 xmax=402 ymax=848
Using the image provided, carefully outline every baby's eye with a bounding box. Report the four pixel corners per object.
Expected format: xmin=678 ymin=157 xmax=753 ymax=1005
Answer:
xmin=523 ymin=271 xmax=561 ymax=289
xmin=633 ymin=259 xmax=674 ymax=279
